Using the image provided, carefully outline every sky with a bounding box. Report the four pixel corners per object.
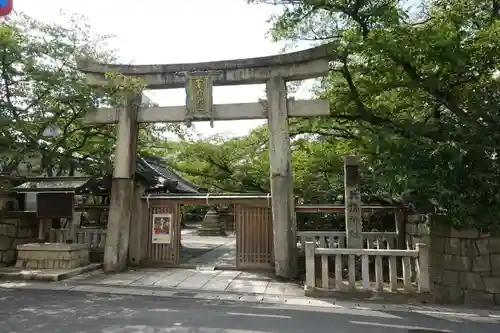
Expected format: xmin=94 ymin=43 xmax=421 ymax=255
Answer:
xmin=15 ymin=0 xmax=316 ymax=138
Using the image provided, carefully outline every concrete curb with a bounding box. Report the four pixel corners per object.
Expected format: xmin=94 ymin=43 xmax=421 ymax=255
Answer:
xmin=305 ymin=287 xmax=434 ymax=304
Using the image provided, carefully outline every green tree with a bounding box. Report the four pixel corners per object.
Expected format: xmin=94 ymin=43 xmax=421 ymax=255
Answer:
xmin=164 ymin=121 xmax=355 ymax=204
xmin=0 ymin=13 xmax=180 ymax=177
xmin=165 ymin=128 xmax=271 ymax=192
xmin=247 ymin=0 xmax=500 ymax=232
xmin=0 ymin=13 xmax=116 ymax=175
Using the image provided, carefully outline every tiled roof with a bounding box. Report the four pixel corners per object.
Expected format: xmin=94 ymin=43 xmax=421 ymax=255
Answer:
xmin=137 ymin=155 xmax=199 ymax=193
xmin=5 ymin=155 xmax=203 ymax=193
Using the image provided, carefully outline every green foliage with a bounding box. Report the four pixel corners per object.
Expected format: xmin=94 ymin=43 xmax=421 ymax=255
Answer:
xmin=163 ymin=127 xmax=271 ymax=193
xmin=0 ymin=13 xmax=118 ymax=175
xmin=160 ymin=123 xmax=355 ymax=203
xmin=0 ymin=13 xmax=178 ymax=177
xmin=244 ymin=0 xmax=500 ymax=232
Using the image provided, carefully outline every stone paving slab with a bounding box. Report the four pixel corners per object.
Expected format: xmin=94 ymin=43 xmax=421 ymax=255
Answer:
xmin=226 ymin=277 xmax=269 ymax=293
xmin=202 ymin=270 xmax=241 ymax=291
xmin=128 ymin=270 xmax=179 ymax=287
xmin=176 ymin=270 xmax=220 ymax=289
xmin=265 ymin=281 xmax=305 ymax=296
xmin=154 ymin=269 xmax=198 ymax=288
xmin=62 ymin=267 xmax=304 ymax=296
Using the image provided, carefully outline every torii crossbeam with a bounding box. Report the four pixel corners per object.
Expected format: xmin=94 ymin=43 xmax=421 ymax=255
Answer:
xmin=78 ymin=43 xmax=334 ymax=278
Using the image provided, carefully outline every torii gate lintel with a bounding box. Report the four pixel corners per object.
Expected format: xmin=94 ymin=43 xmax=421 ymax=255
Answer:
xmin=79 ymin=43 xmax=334 ymax=278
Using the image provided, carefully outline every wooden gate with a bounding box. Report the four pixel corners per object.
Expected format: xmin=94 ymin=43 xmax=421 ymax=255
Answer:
xmin=235 ymin=204 xmax=273 ymax=270
xmin=136 ymin=195 xmax=274 ymax=271
xmin=144 ymin=199 xmax=182 ymax=265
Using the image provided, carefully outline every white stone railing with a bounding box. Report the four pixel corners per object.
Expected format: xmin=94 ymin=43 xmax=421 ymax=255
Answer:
xmin=297 ymin=231 xmax=399 ymax=250
xmin=304 ymin=242 xmax=429 ymax=293
xmin=47 ymin=228 xmax=107 ymax=250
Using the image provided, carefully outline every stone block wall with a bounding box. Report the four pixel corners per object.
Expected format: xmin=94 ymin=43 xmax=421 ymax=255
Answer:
xmin=429 ymin=224 xmax=500 ymax=305
xmin=407 ymin=215 xmax=500 ymax=306
xmin=0 ymin=212 xmax=39 ymax=267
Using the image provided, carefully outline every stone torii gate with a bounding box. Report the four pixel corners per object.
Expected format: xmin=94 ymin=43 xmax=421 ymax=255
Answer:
xmin=78 ymin=44 xmax=333 ymax=278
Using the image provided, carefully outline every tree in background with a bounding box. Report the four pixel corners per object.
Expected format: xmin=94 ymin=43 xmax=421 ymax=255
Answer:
xmin=243 ymin=0 xmax=500 ymax=232
xmin=0 ymin=13 xmax=181 ymax=177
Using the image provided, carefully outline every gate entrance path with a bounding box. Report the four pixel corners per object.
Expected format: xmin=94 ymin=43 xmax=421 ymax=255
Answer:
xmin=179 ymin=233 xmax=236 ymax=268
xmin=78 ymin=43 xmax=335 ymax=278
xmin=127 ymin=193 xmax=274 ymax=271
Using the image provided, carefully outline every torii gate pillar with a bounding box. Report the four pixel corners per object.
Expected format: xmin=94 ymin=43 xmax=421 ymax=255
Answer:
xmin=103 ymin=93 xmax=141 ymax=272
xmin=266 ymin=76 xmax=297 ymax=278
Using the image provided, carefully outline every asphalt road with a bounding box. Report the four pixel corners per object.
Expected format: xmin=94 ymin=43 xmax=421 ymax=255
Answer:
xmin=0 ymin=289 xmax=498 ymax=333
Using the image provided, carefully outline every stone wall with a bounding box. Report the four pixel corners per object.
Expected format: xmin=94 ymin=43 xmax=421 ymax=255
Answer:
xmin=407 ymin=214 xmax=500 ymax=306
xmin=430 ymin=225 xmax=500 ymax=305
xmin=0 ymin=212 xmax=39 ymax=267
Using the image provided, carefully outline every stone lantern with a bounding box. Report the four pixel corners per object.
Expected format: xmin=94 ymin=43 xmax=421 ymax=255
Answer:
xmin=197 ymin=206 xmax=226 ymax=236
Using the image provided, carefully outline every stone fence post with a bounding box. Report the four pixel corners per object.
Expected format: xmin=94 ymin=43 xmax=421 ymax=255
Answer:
xmin=305 ymin=241 xmax=316 ymax=290
xmin=416 ymin=243 xmax=430 ymax=292
xmin=406 ymin=214 xmax=430 ymax=249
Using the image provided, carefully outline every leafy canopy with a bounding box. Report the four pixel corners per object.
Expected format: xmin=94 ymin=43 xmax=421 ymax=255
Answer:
xmin=241 ymin=0 xmax=500 ymax=232
xmin=0 ymin=13 xmax=181 ymax=176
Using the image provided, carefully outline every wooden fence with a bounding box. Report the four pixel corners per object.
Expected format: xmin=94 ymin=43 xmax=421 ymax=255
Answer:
xmin=304 ymin=241 xmax=430 ymax=293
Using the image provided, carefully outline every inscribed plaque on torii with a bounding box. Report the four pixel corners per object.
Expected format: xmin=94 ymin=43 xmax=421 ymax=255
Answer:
xmin=178 ymin=71 xmax=220 ymax=128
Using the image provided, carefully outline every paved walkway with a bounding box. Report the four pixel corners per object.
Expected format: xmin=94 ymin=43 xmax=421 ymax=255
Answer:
xmin=64 ymin=268 xmax=304 ymax=296
xmin=186 ymin=240 xmax=236 ymax=267
xmin=180 ymin=233 xmax=236 ymax=267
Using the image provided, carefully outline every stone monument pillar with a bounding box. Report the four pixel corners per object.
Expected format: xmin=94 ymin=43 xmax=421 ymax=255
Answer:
xmin=344 ymin=156 xmax=363 ymax=248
